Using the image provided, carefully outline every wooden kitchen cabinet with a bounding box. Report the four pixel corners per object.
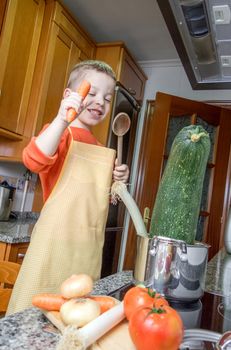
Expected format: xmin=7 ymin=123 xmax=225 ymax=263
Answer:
xmin=0 ymin=0 xmax=95 ymax=160
xmin=0 ymin=242 xmax=29 ymax=264
xmin=0 ymin=1 xmax=7 ymax=36
xmin=25 ymin=0 xmax=96 ymax=136
xmin=0 ymin=0 xmax=45 ymax=139
xmin=120 ymin=49 xmax=146 ymax=101
xmin=92 ymin=42 xmax=147 ymax=145
xmin=95 ymin=42 xmax=146 ymax=101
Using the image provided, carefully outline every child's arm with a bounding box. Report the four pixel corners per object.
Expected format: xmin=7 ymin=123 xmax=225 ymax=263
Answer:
xmin=23 ymin=126 xmax=69 ymax=174
xmin=35 ymin=91 xmax=83 ymax=156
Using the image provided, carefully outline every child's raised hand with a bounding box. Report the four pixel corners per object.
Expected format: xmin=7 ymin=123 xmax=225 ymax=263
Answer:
xmin=57 ymin=81 xmax=91 ymax=124
xmin=57 ymin=91 xmax=85 ymax=124
xmin=113 ymin=159 xmax=129 ymax=183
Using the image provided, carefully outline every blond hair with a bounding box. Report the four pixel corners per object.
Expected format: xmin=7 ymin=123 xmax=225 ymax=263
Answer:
xmin=67 ymin=60 xmax=116 ymax=90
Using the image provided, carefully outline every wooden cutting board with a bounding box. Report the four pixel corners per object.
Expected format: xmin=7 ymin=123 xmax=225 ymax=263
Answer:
xmin=43 ymin=310 xmax=66 ymax=333
xmin=43 ymin=310 xmax=136 ymax=350
xmin=91 ymin=320 xmax=135 ymax=350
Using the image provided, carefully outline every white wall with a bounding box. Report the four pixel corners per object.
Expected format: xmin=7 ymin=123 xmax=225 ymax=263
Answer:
xmin=117 ymin=59 xmax=231 ymax=271
xmin=141 ymin=59 xmax=231 ymax=101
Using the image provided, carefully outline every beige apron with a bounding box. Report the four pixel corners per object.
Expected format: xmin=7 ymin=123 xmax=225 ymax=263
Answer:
xmin=7 ymin=139 xmax=116 ymax=315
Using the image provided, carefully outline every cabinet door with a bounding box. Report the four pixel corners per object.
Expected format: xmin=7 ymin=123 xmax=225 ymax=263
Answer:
xmin=35 ymin=23 xmax=82 ymax=133
xmin=119 ymin=50 xmax=146 ymax=101
xmin=93 ymin=44 xmax=146 ymax=144
xmin=0 ymin=0 xmax=7 ymax=36
xmin=124 ymin=92 xmax=231 ymax=270
xmin=29 ymin=22 xmax=81 ymax=209
xmin=0 ymin=0 xmax=44 ymax=135
xmin=0 ymin=242 xmax=29 ymax=264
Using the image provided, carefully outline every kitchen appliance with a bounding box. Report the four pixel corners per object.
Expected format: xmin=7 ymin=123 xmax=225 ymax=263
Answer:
xmin=20 ymin=170 xmax=32 ymax=213
xmin=157 ymin=0 xmax=231 ymax=89
xmin=224 ymin=206 xmax=231 ymax=254
xmin=101 ymin=82 xmax=141 ymax=277
xmin=0 ymin=181 xmax=16 ymax=221
xmin=134 ymin=235 xmax=209 ymax=302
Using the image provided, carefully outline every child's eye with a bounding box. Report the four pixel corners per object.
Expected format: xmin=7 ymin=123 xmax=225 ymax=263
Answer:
xmin=105 ymin=98 xmax=111 ymax=103
xmin=88 ymin=92 xmax=96 ymax=96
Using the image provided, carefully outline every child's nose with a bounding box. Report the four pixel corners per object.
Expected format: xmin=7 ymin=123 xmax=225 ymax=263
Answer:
xmin=95 ymin=95 xmax=104 ymax=106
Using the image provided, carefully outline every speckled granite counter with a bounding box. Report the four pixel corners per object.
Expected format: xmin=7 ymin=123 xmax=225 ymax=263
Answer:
xmin=1 ymin=248 xmax=230 ymax=349
xmin=0 ymin=212 xmax=39 ymax=243
xmin=0 ymin=271 xmax=133 ymax=350
xmin=205 ymin=248 xmax=231 ymax=296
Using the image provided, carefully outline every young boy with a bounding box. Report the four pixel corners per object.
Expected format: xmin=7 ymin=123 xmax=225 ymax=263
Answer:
xmin=7 ymin=60 xmax=129 ymax=315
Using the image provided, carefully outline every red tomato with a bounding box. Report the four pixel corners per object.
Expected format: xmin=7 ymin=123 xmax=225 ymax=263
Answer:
xmin=123 ymin=286 xmax=169 ymax=320
xmin=129 ymin=305 xmax=184 ymax=350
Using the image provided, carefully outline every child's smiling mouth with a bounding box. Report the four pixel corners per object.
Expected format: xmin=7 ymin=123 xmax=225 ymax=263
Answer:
xmin=88 ymin=108 xmax=103 ymax=120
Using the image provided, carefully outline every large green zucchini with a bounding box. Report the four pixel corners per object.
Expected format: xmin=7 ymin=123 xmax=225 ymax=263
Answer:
xmin=149 ymin=125 xmax=210 ymax=244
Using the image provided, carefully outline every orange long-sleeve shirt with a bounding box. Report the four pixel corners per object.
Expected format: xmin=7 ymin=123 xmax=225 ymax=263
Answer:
xmin=23 ymin=126 xmax=100 ymax=203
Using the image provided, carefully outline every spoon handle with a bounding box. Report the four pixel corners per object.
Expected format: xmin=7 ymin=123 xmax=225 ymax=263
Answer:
xmin=117 ymin=135 xmax=123 ymax=166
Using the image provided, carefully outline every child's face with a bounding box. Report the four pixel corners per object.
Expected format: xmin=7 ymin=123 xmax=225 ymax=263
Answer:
xmin=73 ymin=70 xmax=115 ymax=130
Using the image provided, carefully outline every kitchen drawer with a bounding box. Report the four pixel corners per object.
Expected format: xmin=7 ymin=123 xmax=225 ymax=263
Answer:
xmin=0 ymin=242 xmax=29 ymax=264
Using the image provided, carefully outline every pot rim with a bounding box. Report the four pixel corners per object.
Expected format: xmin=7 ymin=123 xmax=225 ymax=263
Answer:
xmin=146 ymin=235 xmax=211 ymax=248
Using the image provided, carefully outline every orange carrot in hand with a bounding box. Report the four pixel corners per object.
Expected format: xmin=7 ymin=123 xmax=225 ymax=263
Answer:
xmin=32 ymin=293 xmax=67 ymax=311
xmin=66 ymin=80 xmax=91 ymax=123
xmin=89 ymin=295 xmax=118 ymax=314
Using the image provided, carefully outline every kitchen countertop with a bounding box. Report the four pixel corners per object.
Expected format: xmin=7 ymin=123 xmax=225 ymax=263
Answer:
xmin=0 ymin=249 xmax=230 ymax=349
xmin=0 ymin=212 xmax=39 ymax=244
xmin=205 ymin=247 xmax=231 ymax=296
xmin=0 ymin=271 xmax=133 ymax=350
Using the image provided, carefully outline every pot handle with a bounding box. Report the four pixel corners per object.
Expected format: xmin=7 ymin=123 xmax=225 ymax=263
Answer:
xmin=149 ymin=236 xmax=159 ymax=256
xmin=148 ymin=236 xmax=188 ymax=262
xmin=179 ymin=241 xmax=188 ymax=262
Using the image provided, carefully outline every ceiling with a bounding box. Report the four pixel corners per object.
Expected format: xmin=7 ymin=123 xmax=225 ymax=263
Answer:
xmin=59 ymin=0 xmax=179 ymax=62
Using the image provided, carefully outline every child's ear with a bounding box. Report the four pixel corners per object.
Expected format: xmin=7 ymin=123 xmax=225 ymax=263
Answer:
xmin=63 ymin=88 xmax=71 ymax=98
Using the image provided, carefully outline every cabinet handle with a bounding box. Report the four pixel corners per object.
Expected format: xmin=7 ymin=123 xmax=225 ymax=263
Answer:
xmin=128 ymin=88 xmax=136 ymax=96
xmin=17 ymin=253 xmax=25 ymax=259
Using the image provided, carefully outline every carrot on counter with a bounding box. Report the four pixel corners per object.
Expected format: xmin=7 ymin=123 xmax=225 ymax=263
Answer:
xmin=66 ymin=80 xmax=91 ymax=123
xmin=32 ymin=293 xmax=67 ymax=311
xmin=89 ymin=295 xmax=118 ymax=314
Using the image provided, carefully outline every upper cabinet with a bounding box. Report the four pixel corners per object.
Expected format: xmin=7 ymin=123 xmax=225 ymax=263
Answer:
xmin=0 ymin=1 xmax=7 ymax=37
xmin=0 ymin=0 xmax=95 ymax=160
xmin=92 ymin=42 xmax=147 ymax=145
xmin=0 ymin=0 xmax=45 ymax=139
xmin=120 ymin=49 xmax=146 ymax=102
xmin=24 ymin=1 xmax=96 ymax=137
xmin=95 ymin=42 xmax=146 ymax=101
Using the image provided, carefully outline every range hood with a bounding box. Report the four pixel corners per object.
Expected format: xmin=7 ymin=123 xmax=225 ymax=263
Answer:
xmin=157 ymin=0 xmax=231 ymax=89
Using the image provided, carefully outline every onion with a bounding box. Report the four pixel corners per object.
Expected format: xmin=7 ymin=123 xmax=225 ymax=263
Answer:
xmin=60 ymin=298 xmax=100 ymax=327
xmin=56 ymin=301 xmax=125 ymax=350
xmin=60 ymin=274 xmax=93 ymax=299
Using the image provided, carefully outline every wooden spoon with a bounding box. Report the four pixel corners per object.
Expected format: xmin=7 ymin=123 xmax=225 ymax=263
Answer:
xmin=112 ymin=112 xmax=131 ymax=165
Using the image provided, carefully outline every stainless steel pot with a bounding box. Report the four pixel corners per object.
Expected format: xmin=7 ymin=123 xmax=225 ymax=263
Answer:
xmin=0 ymin=182 xmax=15 ymax=221
xmin=134 ymin=235 xmax=210 ymax=302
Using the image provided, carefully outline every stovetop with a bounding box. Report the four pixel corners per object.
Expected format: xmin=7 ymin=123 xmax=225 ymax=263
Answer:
xmin=109 ymin=283 xmax=231 ymax=334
